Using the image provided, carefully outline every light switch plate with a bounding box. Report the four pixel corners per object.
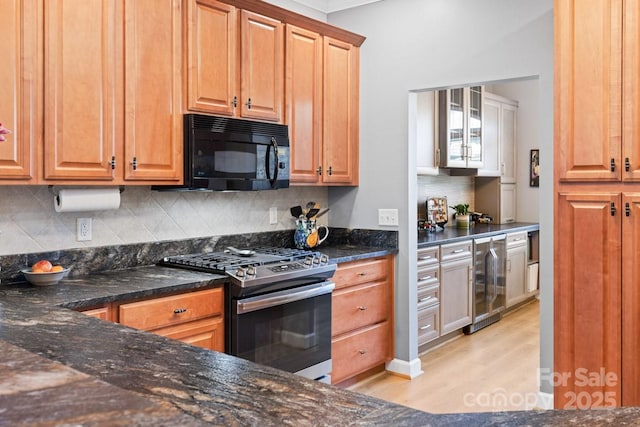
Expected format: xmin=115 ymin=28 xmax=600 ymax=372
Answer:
xmin=269 ymin=207 xmax=278 ymax=225
xmin=378 ymin=209 xmax=399 ymax=226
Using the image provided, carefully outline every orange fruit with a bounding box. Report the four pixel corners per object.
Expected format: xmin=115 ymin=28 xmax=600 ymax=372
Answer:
xmin=51 ymin=265 xmax=64 ymax=272
xmin=32 ymin=260 xmax=52 ymax=273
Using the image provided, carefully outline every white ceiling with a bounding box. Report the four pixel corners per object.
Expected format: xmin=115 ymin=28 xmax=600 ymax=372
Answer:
xmin=291 ymin=0 xmax=381 ymax=13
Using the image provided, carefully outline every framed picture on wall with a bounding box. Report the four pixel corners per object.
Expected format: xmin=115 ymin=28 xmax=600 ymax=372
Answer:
xmin=530 ymin=149 xmax=540 ymax=187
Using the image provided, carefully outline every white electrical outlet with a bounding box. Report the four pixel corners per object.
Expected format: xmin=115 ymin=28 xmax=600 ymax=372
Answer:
xmin=378 ymin=209 xmax=399 ymax=226
xmin=269 ymin=207 xmax=278 ymax=225
xmin=77 ymin=218 xmax=92 ymax=241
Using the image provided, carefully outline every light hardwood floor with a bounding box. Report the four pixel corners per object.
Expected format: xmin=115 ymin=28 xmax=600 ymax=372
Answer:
xmin=349 ymin=299 xmax=540 ymax=414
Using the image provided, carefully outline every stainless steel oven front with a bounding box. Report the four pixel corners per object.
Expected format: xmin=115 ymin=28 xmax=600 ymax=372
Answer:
xmin=229 ymin=281 xmax=334 ymax=383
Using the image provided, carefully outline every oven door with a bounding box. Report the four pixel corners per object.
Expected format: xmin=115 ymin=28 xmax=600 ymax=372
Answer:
xmin=230 ymin=281 xmax=334 ymax=381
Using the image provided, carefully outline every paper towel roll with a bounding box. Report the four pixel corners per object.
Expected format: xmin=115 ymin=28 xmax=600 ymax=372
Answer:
xmin=54 ymin=188 xmax=121 ymax=213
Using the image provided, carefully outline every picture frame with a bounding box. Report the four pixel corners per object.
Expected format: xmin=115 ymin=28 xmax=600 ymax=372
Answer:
xmin=530 ymin=149 xmax=540 ymax=187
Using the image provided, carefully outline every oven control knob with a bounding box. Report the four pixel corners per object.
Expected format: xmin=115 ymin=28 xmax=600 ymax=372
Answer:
xmin=246 ymin=266 xmax=257 ymax=276
xmin=235 ymin=268 xmax=246 ymax=278
xmin=304 ymin=257 xmax=313 ymax=266
xmin=320 ymin=255 xmax=329 ymax=264
xmin=313 ymin=257 xmax=320 ymax=265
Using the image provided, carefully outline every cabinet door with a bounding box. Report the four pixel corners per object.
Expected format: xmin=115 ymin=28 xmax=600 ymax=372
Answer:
xmin=500 ymin=102 xmax=517 ymax=183
xmin=323 ymin=37 xmax=359 ymax=185
xmin=440 ymin=256 xmax=473 ymax=335
xmin=186 ymin=0 xmax=237 ymax=115
xmin=622 ymin=193 xmax=640 ymax=405
xmin=286 ymin=24 xmax=322 ymax=184
xmin=506 ymin=243 xmax=527 ymax=307
xmin=240 ymin=10 xmax=283 ymax=122
xmin=500 ymin=183 xmax=517 ymax=223
xmin=466 ymin=86 xmax=483 ymax=168
xmin=414 ymin=91 xmax=439 ymax=176
xmin=43 ymin=0 xmax=119 ymax=180
xmin=555 ymin=192 xmax=621 ymax=408
xmin=0 ymin=0 xmax=37 ymax=182
xmin=556 ymin=0 xmax=622 ymax=182
xmin=477 ymin=95 xmax=501 ymax=177
xmin=624 ymin=2 xmax=640 ymax=180
xmin=154 ymin=316 xmax=224 ymax=352
xmin=123 ymin=0 xmax=182 ymax=182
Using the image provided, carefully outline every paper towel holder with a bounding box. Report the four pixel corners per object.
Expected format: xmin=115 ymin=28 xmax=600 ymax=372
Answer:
xmin=48 ymin=185 xmax=125 ymax=197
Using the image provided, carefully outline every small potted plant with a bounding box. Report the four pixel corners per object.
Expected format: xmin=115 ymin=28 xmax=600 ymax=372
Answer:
xmin=450 ymin=203 xmax=471 ymax=229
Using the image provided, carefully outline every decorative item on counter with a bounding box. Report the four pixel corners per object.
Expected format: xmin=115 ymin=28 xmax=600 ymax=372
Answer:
xmin=0 ymin=122 xmax=12 ymax=141
xmin=294 ymin=218 xmax=329 ymax=249
xmin=21 ymin=259 xmax=70 ymax=286
xmin=426 ymin=196 xmax=448 ymax=229
xmin=450 ymin=203 xmax=472 ymax=229
xmin=291 ymin=202 xmax=329 ymax=249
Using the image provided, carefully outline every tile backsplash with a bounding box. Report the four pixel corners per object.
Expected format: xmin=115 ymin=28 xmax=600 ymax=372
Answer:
xmin=0 ymin=186 xmax=328 ymax=256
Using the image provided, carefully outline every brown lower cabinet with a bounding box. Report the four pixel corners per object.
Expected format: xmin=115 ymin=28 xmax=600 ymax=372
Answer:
xmin=79 ymin=287 xmax=224 ymax=353
xmin=330 ymin=256 xmax=394 ymax=385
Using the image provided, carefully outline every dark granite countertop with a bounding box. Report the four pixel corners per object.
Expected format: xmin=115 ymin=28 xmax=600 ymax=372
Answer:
xmin=2 ymin=240 xmax=640 ymax=425
xmin=418 ymin=222 xmax=540 ymax=248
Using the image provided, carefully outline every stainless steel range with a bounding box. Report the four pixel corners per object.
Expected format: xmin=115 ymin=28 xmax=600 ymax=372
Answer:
xmin=159 ymin=247 xmax=336 ymax=382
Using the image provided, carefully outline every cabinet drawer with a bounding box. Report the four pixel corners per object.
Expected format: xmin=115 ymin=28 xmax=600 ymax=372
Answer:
xmin=418 ymin=284 xmax=439 ymax=309
xmin=507 ymin=232 xmax=528 ymax=248
xmin=417 ymin=264 xmax=439 ymax=288
xmin=331 ymin=321 xmax=391 ymax=384
xmin=418 ymin=304 xmax=439 ymax=346
xmin=119 ymin=288 xmax=223 ymax=331
xmin=417 ymin=246 xmax=439 ymax=267
xmin=333 ymin=257 xmax=389 ymax=290
xmin=332 ymin=281 xmax=390 ymax=336
xmin=440 ymin=241 xmax=472 ymax=261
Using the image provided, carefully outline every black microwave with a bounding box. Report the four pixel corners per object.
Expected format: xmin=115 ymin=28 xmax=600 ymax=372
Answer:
xmin=154 ymin=114 xmax=290 ymax=191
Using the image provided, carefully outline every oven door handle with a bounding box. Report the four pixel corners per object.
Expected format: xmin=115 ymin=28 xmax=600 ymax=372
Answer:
xmin=236 ymin=281 xmax=335 ymax=314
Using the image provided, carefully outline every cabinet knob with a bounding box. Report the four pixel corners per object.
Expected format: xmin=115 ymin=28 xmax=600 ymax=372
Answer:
xmin=316 ymin=166 xmax=322 ymax=176
xmin=173 ymin=308 xmax=187 ymax=314
xmin=246 ymin=98 xmax=252 ymax=109
xmin=132 ymin=157 xmax=138 ymax=171
xmin=359 ymin=349 xmax=367 ymax=355
xmin=328 ymin=166 xmax=333 ymax=176
xmin=358 ymin=306 xmax=367 ymax=311
xmin=111 ymin=156 xmax=116 ymax=170
xmin=232 ymin=96 xmax=237 ymax=108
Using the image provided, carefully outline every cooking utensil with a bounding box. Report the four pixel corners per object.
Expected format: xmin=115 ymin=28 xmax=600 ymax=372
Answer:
xmin=290 ymin=206 xmax=303 ymax=218
xmin=305 ymin=201 xmax=316 ymax=211
xmin=314 ymin=208 xmax=330 ymax=219
xmin=226 ymin=246 xmax=255 ymax=257
xmin=306 ymin=208 xmax=320 ymax=219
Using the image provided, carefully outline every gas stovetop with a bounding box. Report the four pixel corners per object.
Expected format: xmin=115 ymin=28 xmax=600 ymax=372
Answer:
xmin=159 ymin=247 xmax=336 ymax=290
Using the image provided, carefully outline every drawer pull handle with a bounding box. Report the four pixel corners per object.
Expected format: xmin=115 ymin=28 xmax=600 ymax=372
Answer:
xmin=420 ymin=325 xmax=432 ymax=330
xmin=358 ymin=306 xmax=367 ymax=311
xmin=419 ymin=297 xmax=433 ymax=303
xmin=173 ymin=308 xmax=187 ymax=314
xmin=452 ymin=249 xmax=464 ymax=253
xmin=358 ymin=272 xmax=367 ymax=276
xmin=418 ymin=255 xmax=432 ymax=260
xmin=359 ymin=350 xmax=367 ymax=355
xmin=419 ymin=275 xmax=432 ymax=281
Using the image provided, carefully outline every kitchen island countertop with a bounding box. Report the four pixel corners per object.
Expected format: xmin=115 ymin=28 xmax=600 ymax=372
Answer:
xmin=2 ymin=243 xmax=639 ymax=426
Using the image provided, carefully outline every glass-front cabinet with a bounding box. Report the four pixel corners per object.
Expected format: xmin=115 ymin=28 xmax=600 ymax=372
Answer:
xmin=438 ymin=86 xmax=484 ymax=168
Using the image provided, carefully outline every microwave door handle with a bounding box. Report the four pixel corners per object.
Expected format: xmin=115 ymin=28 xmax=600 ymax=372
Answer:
xmin=266 ymin=137 xmax=279 ymax=188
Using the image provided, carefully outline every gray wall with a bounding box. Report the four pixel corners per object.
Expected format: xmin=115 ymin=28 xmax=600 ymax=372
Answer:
xmin=326 ymin=0 xmax=554 ymax=391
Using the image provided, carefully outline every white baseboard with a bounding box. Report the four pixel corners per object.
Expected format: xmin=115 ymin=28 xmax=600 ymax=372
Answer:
xmin=385 ymin=358 xmax=424 ymax=379
xmin=536 ymin=391 xmax=553 ymax=410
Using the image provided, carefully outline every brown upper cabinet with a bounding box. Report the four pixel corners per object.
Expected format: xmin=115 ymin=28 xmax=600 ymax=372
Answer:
xmin=0 ymin=0 xmax=39 ymax=183
xmin=556 ymin=0 xmax=640 ymax=182
xmin=43 ymin=0 xmax=183 ymax=183
xmin=286 ymin=25 xmax=360 ymax=186
xmin=186 ymin=0 xmax=284 ymax=122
